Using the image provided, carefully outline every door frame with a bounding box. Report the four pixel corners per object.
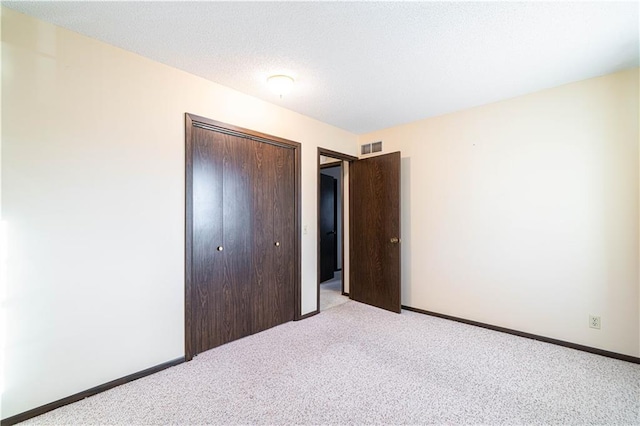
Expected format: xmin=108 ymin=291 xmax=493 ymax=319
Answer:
xmin=185 ymin=113 xmax=302 ymax=361
xmin=316 ymin=148 xmax=358 ymax=313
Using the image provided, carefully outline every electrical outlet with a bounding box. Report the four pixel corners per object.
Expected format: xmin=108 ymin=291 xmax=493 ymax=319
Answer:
xmin=589 ymin=315 xmax=601 ymax=330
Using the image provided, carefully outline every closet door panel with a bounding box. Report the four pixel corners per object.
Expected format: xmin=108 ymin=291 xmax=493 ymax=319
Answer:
xmin=251 ymin=141 xmax=276 ymax=334
xmin=191 ymin=128 xmax=225 ymax=353
xmin=187 ymin=114 xmax=299 ymax=358
xmin=272 ymin=146 xmax=296 ymax=326
xmin=222 ymin=134 xmax=254 ymax=344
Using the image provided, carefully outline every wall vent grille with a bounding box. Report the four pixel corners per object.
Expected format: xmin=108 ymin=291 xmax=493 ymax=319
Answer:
xmin=361 ymin=141 xmax=382 ymax=155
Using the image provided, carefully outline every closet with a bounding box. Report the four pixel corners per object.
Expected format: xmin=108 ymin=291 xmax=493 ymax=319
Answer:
xmin=185 ymin=114 xmax=300 ymax=359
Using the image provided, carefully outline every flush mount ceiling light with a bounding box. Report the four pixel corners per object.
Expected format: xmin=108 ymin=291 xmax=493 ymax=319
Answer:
xmin=267 ymin=74 xmax=294 ymax=98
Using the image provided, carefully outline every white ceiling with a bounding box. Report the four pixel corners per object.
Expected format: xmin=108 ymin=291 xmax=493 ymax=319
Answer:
xmin=5 ymin=1 xmax=639 ymax=134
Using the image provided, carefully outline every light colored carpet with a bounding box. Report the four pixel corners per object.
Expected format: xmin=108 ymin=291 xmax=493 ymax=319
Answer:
xmin=20 ymin=301 xmax=640 ymax=425
xmin=320 ymin=271 xmax=349 ymax=312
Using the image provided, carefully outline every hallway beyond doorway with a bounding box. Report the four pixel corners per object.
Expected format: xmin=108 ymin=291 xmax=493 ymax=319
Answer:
xmin=320 ymin=271 xmax=349 ymax=311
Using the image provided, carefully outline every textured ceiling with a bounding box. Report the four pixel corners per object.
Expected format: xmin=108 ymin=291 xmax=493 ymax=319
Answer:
xmin=5 ymin=1 xmax=639 ymax=134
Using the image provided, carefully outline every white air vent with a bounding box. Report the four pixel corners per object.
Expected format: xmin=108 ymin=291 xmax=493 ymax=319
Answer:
xmin=361 ymin=141 xmax=382 ymax=155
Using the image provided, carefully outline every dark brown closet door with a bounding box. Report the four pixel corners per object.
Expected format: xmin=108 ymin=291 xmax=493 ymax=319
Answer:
xmin=191 ymin=130 xmax=253 ymax=353
xmin=221 ymin=134 xmax=254 ymax=344
xmin=271 ymin=146 xmax=295 ymax=327
xmin=187 ymin=113 xmax=299 ymax=359
xmin=191 ymin=127 xmax=225 ymax=354
xmin=252 ymin=143 xmax=295 ymax=333
xmin=250 ymin=141 xmax=275 ymax=333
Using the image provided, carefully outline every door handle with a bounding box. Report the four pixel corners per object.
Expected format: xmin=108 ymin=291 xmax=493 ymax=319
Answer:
xmin=274 ymin=241 xmax=280 ymax=247
xmin=326 ymin=230 xmax=336 ymax=235
xmin=390 ymin=237 xmax=400 ymax=244
xmin=217 ymin=246 xmax=224 ymax=251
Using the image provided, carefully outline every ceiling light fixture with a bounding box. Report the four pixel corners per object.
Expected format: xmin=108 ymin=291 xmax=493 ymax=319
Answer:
xmin=267 ymin=74 xmax=294 ymax=98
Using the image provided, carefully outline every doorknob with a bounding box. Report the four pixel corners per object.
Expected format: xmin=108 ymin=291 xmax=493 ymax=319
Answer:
xmin=390 ymin=237 xmax=400 ymax=244
xmin=274 ymin=242 xmax=280 ymax=247
xmin=217 ymin=246 xmax=224 ymax=251
xmin=326 ymin=230 xmax=336 ymax=235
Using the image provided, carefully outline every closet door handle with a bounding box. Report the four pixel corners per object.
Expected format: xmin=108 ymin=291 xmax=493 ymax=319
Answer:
xmin=217 ymin=246 xmax=224 ymax=251
xmin=274 ymin=242 xmax=280 ymax=247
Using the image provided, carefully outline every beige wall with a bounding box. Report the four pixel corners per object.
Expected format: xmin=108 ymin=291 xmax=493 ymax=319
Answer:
xmin=360 ymin=68 xmax=640 ymax=357
xmin=1 ymin=8 xmax=357 ymax=418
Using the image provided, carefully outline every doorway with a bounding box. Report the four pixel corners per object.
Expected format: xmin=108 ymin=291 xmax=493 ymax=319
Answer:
xmin=317 ymin=147 xmax=402 ymax=315
xmin=319 ymin=160 xmax=345 ymax=311
xmin=317 ymin=148 xmax=356 ymax=312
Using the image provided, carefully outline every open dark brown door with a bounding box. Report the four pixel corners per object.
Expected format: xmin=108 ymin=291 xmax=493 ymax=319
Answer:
xmin=350 ymin=152 xmax=401 ymax=313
